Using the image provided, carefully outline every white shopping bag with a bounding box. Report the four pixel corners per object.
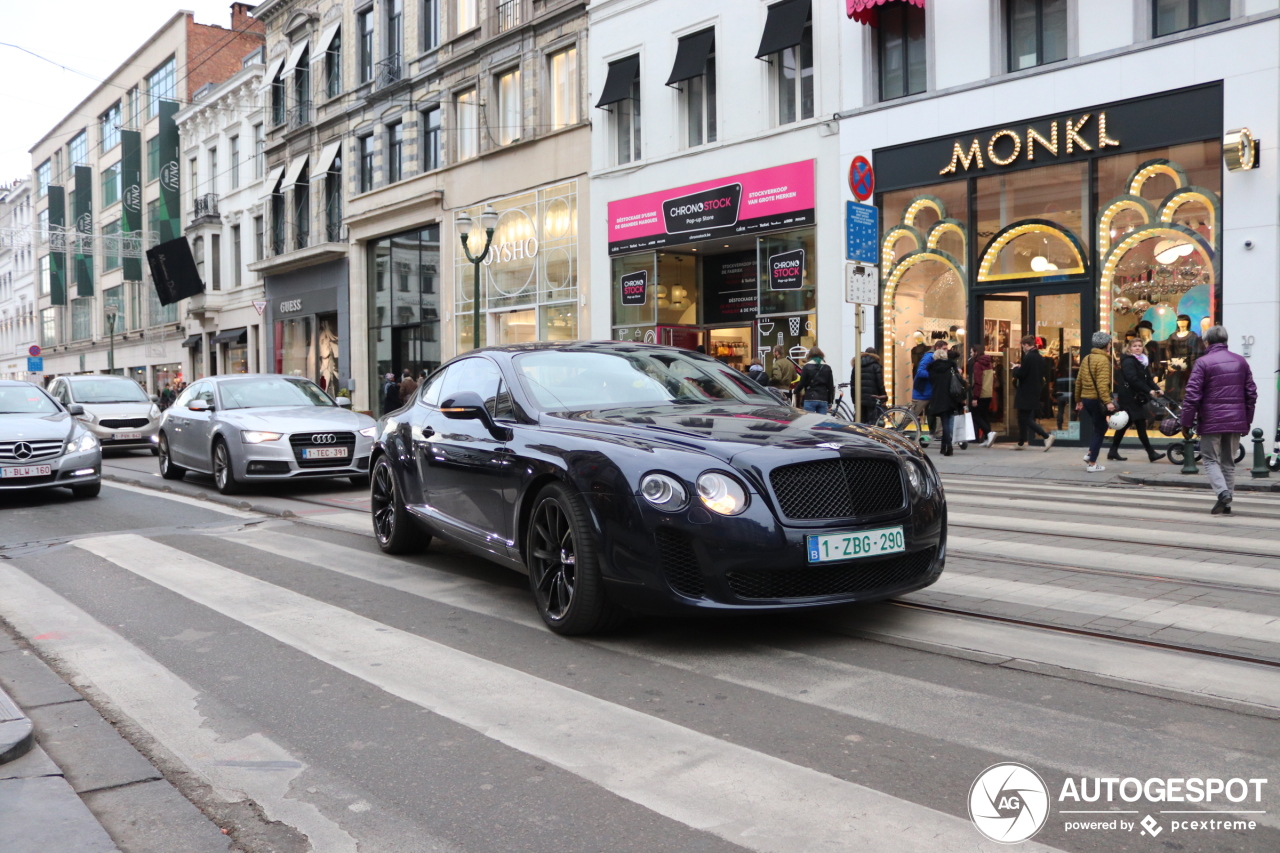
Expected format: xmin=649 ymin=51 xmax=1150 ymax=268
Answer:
xmin=953 ymin=411 xmax=977 ymax=442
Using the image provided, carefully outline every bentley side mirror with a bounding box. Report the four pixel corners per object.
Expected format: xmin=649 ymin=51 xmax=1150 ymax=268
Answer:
xmin=335 ymin=397 xmax=352 ymax=408
xmin=440 ymin=391 xmax=487 ymax=421
xmin=188 ymin=399 xmax=212 ymax=412
xmin=67 ymin=404 xmax=85 ymax=416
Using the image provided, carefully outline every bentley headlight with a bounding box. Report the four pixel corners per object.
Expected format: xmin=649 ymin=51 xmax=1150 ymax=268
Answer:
xmin=640 ymin=473 xmax=687 ymax=511
xmin=904 ymin=460 xmax=928 ymax=497
xmin=71 ymin=432 xmax=99 ymax=453
xmin=242 ymin=430 xmax=283 ymax=444
xmin=696 ymin=471 xmax=748 ymax=516
xmin=359 ymin=426 xmax=378 ymax=438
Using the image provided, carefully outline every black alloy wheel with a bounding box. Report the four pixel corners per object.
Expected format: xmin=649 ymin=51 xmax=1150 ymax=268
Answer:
xmin=370 ymin=456 xmax=421 ymax=554
xmin=526 ymin=482 xmax=623 ymax=635
xmin=212 ymin=439 xmax=240 ymax=495
xmin=158 ymin=433 xmax=186 ymax=480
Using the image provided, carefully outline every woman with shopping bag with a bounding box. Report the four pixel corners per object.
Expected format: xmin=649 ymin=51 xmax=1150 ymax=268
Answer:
xmin=927 ymin=347 xmax=968 ymax=456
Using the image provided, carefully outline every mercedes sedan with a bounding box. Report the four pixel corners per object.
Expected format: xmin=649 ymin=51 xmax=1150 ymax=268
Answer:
xmin=0 ymin=380 xmax=102 ymax=498
xmin=157 ymin=374 xmax=377 ymax=494
xmin=368 ymin=342 xmax=946 ymax=634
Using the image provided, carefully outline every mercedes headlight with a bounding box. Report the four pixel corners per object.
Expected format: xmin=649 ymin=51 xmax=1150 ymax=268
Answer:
xmin=241 ymin=430 xmax=283 ymax=444
xmin=696 ymin=471 xmax=748 ymax=516
xmin=640 ymin=473 xmax=687 ymax=511
xmin=71 ymin=432 xmax=99 ymax=453
xmin=359 ymin=426 xmax=378 ymax=438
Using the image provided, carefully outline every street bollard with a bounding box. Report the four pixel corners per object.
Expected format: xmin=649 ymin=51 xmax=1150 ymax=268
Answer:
xmin=1251 ymin=427 xmax=1270 ymax=478
xmin=1180 ymin=432 xmax=1199 ymax=475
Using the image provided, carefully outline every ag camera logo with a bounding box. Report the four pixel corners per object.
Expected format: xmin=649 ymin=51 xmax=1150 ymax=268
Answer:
xmin=969 ymin=763 xmax=1050 ymax=843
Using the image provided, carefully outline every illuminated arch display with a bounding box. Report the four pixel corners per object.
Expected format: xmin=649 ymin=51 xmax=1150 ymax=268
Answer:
xmin=1127 ymin=159 xmax=1189 ymax=198
xmin=976 ymin=220 xmax=1088 ymax=283
xmin=1097 ymin=195 xmax=1154 ymax=258
xmin=1098 ymin=223 xmax=1216 ymax=334
xmin=881 ymin=225 xmax=922 ymax=269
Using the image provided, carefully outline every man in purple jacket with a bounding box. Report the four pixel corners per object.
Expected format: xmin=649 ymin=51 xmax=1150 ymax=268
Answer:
xmin=1180 ymin=325 xmax=1257 ymax=515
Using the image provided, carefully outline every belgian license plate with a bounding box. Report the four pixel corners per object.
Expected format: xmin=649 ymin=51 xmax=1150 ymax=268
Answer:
xmin=115 ymin=432 xmax=142 ymax=440
xmin=303 ymin=447 xmax=349 ymax=460
xmin=807 ymin=526 xmax=905 ymax=563
xmin=0 ymin=465 xmax=52 ymax=479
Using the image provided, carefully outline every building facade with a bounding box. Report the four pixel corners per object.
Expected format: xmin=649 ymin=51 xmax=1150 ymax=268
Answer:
xmin=588 ymin=0 xmax=846 ymax=379
xmin=175 ymin=57 xmax=270 ymax=382
xmin=28 ymin=5 xmax=264 ymax=394
xmin=0 ymin=180 xmax=37 ymax=379
xmin=840 ymin=0 xmax=1279 ymax=443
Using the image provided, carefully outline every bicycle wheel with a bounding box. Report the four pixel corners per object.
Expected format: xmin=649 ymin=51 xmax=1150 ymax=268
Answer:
xmin=877 ymin=406 xmax=922 ymax=442
xmin=832 ymin=400 xmax=856 ymax=422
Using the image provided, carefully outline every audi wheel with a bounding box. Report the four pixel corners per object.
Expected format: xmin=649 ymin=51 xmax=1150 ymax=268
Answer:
xmin=212 ymin=439 xmax=241 ymax=495
xmin=526 ymin=482 xmax=624 ymax=635
xmin=158 ymin=433 xmax=186 ymax=480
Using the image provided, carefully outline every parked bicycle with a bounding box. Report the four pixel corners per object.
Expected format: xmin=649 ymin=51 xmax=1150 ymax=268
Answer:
xmin=830 ymin=384 xmax=924 ymax=443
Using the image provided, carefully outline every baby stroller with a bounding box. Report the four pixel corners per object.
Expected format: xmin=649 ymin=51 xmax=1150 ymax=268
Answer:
xmin=1152 ymin=396 xmax=1246 ymax=465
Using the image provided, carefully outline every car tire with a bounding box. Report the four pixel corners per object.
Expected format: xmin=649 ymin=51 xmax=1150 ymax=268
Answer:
xmin=150 ymin=446 xmax=159 ymax=456
xmin=70 ymin=482 xmax=101 ymax=499
xmin=212 ymin=438 xmax=241 ymax=495
xmin=370 ymin=456 xmax=422 ymax=554
xmin=526 ymin=482 xmax=625 ymax=635
xmin=349 ymin=474 xmax=371 ymax=489
xmin=158 ymin=433 xmax=186 ymax=480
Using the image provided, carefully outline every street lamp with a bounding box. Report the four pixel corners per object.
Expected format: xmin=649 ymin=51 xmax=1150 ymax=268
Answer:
xmin=104 ymin=304 xmax=119 ymax=373
xmin=457 ymin=205 xmax=499 ymax=350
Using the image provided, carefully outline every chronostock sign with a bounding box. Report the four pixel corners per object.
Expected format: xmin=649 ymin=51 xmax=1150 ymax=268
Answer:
xmin=607 ymin=160 xmax=814 ymax=255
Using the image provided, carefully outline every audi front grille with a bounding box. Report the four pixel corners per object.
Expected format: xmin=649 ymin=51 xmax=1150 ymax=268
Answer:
xmin=288 ymin=431 xmax=356 ymax=468
xmin=768 ymin=457 xmax=905 ymax=520
xmin=0 ymin=439 xmax=65 ymax=462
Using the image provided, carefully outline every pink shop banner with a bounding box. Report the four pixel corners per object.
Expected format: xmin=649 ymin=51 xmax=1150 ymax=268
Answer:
xmin=607 ymin=160 xmax=815 ymax=255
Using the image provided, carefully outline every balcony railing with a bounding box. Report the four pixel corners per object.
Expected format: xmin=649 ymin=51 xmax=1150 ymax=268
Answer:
xmin=288 ymin=103 xmax=311 ymax=129
xmin=375 ymin=55 xmax=402 ymax=88
xmin=496 ymin=0 xmax=522 ymax=32
xmin=192 ymin=193 xmax=219 ymax=223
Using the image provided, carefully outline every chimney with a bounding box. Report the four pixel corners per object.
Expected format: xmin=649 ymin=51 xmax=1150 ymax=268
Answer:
xmin=231 ymin=3 xmax=255 ymax=30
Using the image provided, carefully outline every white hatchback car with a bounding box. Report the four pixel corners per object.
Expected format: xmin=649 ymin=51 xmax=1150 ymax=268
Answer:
xmin=47 ymin=375 xmax=161 ymax=454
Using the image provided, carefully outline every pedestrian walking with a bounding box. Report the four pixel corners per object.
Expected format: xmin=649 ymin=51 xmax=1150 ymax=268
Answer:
xmin=1076 ymin=332 xmax=1116 ymax=472
xmin=1011 ymin=335 xmax=1055 ymax=451
xmin=1180 ymin=325 xmax=1257 ymax=515
xmin=769 ymin=346 xmax=799 ymax=401
xmin=913 ymin=340 xmax=951 ymax=435
xmin=747 ymin=358 xmax=766 ymax=384
xmin=1109 ymin=337 xmax=1163 ymax=463
xmin=855 ymin=347 xmax=886 ymax=423
xmin=382 ymin=372 xmax=400 ymax=414
xmin=969 ymin=344 xmax=997 ymax=446
xmin=398 ymin=369 xmax=418 ymax=405
xmin=794 ymin=347 xmax=835 ymax=414
xmin=926 ymin=347 xmax=965 ymax=455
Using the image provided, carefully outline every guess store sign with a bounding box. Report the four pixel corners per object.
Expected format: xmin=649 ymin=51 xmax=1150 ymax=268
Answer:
xmin=608 ymin=160 xmax=815 ymax=255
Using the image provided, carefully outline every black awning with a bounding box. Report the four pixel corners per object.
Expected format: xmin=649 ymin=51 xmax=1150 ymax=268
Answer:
xmin=756 ymin=0 xmax=811 ymax=58
xmin=211 ymin=327 xmax=247 ymax=346
xmin=181 ymin=334 xmax=202 ymax=349
xmin=666 ymin=28 xmax=715 ymax=86
xmin=596 ymin=54 xmax=640 ymax=108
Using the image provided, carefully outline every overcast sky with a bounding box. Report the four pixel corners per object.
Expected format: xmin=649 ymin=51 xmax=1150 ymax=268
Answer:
xmin=0 ymin=1 xmax=234 ymax=182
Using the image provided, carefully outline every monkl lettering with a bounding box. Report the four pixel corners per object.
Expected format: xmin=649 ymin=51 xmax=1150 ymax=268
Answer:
xmin=940 ymin=112 xmax=1121 ymax=176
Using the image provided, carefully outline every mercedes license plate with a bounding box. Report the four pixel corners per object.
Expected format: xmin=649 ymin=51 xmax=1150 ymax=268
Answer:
xmin=806 ymin=526 xmax=905 ymax=564
xmin=115 ymin=432 xmax=143 ymax=440
xmin=1 ymin=465 xmax=52 ymax=479
xmin=303 ymin=447 xmax=348 ymax=460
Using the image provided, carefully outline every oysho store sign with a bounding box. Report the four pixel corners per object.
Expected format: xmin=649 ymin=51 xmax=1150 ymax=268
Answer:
xmin=458 ymin=184 xmax=578 ymax=301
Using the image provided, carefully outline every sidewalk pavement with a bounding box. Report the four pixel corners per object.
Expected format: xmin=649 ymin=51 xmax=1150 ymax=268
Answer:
xmin=927 ymin=437 xmax=1280 ymax=491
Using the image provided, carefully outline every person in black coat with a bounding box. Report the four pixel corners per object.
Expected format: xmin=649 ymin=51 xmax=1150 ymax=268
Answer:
xmin=1010 ymin=335 xmax=1054 ymax=450
xmin=853 ymin=348 xmax=886 ymax=423
xmin=1109 ymin=336 xmax=1163 ymax=462
xmin=926 ymin=348 xmax=964 ymax=455
xmin=381 ymin=373 xmax=401 ymax=415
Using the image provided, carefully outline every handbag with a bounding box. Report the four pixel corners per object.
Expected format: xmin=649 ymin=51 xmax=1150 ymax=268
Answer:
xmin=948 ymin=368 xmax=967 ymax=405
xmin=954 ymin=411 xmax=977 ymax=442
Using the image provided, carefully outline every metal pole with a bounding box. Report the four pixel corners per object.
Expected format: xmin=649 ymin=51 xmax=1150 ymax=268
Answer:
xmin=473 ymin=257 xmax=481 ymax=350
xmin=853 ymin=306 xmax=862 ymax=422
xmin=107 ymin=314 xmax=115 ymax=372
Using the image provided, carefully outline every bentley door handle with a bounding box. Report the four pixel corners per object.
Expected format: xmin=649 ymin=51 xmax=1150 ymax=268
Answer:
xmin=412 ymin=426 xmax=435 ymax=441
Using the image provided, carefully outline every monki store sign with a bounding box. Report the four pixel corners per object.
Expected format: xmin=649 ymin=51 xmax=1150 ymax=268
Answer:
xmin=939 ymin=112 xmax=1120 ymax=175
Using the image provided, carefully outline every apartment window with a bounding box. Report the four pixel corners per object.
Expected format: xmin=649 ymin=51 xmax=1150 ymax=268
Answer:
xmin=1154 ymin=0 xmax=1230 ymax=36
xmin=548 ymin=46 xmax=579 ymax=130
xmin=69 ymin=132 xmax=88 ymax=166
xmin=210 ymin=233 xmax=222 ymax=290
xmin=71 ymin=297 xmax=91 ymax=341
xmin=38 ymin=210 xmax=49 ymax=244
xmin=253 ymin=124 xmax=265 ymax=178
xmin=456 ymin=89 xmax=479 ymax=160
xmin=598 ymin=55 xmax=641 ymax=165
xmin=422 ymin=0 xmax=439 ymax=50
xmin=387 ymin=122 xmax=404 ymax=182
xmin=146 ymin=57 xmax=176 ymax=118
xmin=496 ymin=69 xmax=521 ymax=145
xmin=147 ymin=136 xmax=160 ymax=181
xmin=232 ymin=224 xmax=242 ymax=287
xmin=125 ymin=86 xmax=139 ymax=128
xmin=39 ymin=256 xmax=51 ymax=297
xmin=253 ymin=215 xmax=264 ymax=261
xmin=36 ymin=161 xmax=50 ymax=199
xmin=326 ymin=28 xmax=342 ymax=97
xmin=208 ymin=147 xmax=219 ymax=195
xmin=147 ymin=199 xmax=159 ymax=234
xmin=669 ymin=29 xmax=716 ymax=147
xmin=755 ymin=0 xmax=815 ymax=122
xmin=271 ymin=190 xmax=286 ymax=254
xmin=193 ymin=236 xmax=205 ymax=281
xmin=387 ymin=0 xmax=403 ymax=65
xmin=271 ymin=69 xmax=286 ymax=125
xmin=294 ymin=50 xmax=311 ymax=123
xmin=358 ymin=9 xmax=374 ymax=84
xmin=421 ymin=106 xmax=442 ymax=171
xmin=230 ymin=136 xmax=240 ymax=189
xmin=41 ymin=308 xmax=56 ymax=347
xmin=358 ymin=135 xmax=375 ymax=192
xmin=101 ymin=164 xmax=121 ymax=207
xmin=457 ymin=0 xmax=478 ymax=33
xmin=100 ymin=102 xmax=122 ymax=152
xmin=879 ymin=2 xmax=925 ymax=100
xmin=103 ymin=221 xmax=121 ymax=270
xmin=188 ymin=158 xmax=198 ymax=213
xmin=325 ymin=154 xmax=342 ymax=242
xmin=1007 ymin=0 xmax=1067 ymax=71
xmin=294 ymin=167 xmax=310 ymax=249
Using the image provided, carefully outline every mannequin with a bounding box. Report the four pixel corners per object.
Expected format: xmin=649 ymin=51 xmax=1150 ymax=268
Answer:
xmin=909 ymin=330 xmax=928 ymax=376
xmin=1163 ymin=314 xmax=1202 ymax=401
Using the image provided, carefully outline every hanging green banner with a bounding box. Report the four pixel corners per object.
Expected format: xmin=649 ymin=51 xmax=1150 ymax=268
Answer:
xmin=157 ymin=100 xmax=181 ymax=243
xmin=74 ymin=165 xmax=93 ymax=297
xmin=47 ymin=186 xmax=67 ymax=307
xmin=120 ymin=129 xmax=143 ymax=281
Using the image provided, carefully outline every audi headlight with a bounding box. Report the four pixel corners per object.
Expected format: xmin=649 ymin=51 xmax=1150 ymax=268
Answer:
xmin=359 ymin=426 xmax=378 ymax=438
xmin=696 ymin=471 xmax=748 ymax=516
xmin=71 ymin=432 xmax=99 ymax=453
xmin=241 ymin=430 xmax=284 ymax=444
xmin=640 ymin=473 xmax=687 ymax=511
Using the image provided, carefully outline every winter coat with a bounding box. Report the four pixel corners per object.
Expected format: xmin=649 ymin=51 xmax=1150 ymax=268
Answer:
xmin=1115 ymin=354 xmax=1160 ymax=421
xmin=855 ymin=354 xmax=886 ymax=403
xmin=970 ymin=353 xmax=995 ymax=401
xmin=770 ymin=357 xmax=799 ymax=389
xmin=913 ymin=351 xmax=937 ymax=401
xmin=382 ymin=380 xmax=401 ymax=413
xmin=1180 ymin=342 xmax=1257 ymax=435
xmin=795 ymin=358 xmax=835 ymax=404
xmin=398 ymin=376 xmax=419 ymax=404
xmin=927 ymin=357 xmax=963 ymax=417
xmin=1011 ymin=348 xmax=1046 ymax=410
xmin=1076 ymin=349 xmax=1113 ymax=402
xmin=747 ymin=364 xmax=766 ymax=384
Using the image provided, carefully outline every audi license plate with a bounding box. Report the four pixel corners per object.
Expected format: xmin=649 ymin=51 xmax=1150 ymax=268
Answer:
xmin=303 ymin=447 xmax=348 ymax=460
xmin=114 ymin=432 xmax=143 ymax=440
xmin=0 ymin=465 xmax=52 ymax=479
xmin=806 ymin=526 xmax=905 ymax=564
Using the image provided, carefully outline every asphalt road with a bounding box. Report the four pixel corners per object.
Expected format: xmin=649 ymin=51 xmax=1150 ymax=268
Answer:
xmin=2 ymin=461 xmax=1279 ymax=852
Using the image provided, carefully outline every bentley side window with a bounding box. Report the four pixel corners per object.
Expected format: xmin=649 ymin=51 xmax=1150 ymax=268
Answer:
xmin=491 ymin=380 xmax=515 ymax=420
xmin=417 ymin=370 xmax=446 ymax=408
xmin=438 ymin=358 xmax=502 ymax=409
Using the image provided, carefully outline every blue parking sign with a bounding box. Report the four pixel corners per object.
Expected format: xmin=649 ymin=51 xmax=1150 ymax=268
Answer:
xmin=27 ymin=356 xmax=43 ymax=372
xmin=846 ymin=202 xmax=878 ymax=264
